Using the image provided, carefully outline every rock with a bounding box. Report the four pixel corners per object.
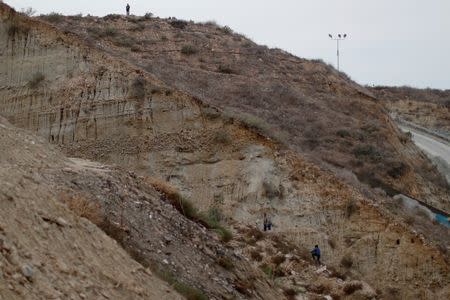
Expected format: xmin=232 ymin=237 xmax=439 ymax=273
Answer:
xmin=56 ymin=217 xmax=70 ymax=227
xmin=163 ymin=259 xmax=169 ymax=265
xmin=21 ymin=265 xmax=34 ymax=281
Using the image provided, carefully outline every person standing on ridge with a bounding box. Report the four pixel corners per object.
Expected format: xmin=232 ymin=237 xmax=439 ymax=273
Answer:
xmin=311 ymin=245 xmax=321 ymax=265
xmin=126 ymin=3 xmax=130 ymax=16
xmin=263 ymin=213 xmax=272 ymax=231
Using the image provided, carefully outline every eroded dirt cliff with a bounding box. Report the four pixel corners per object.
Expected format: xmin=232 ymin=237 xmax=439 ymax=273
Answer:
xmin=0 ymin=4 xmax=449 ymax=300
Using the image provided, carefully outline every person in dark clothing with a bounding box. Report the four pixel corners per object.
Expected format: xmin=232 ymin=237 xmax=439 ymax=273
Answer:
xmin=263 ymin=213 xmax=272 ymax=231
xmin=126 ymin=3 xmax=130 ymax=16
xmin=311 ymin=245 xmax=321 ymax=265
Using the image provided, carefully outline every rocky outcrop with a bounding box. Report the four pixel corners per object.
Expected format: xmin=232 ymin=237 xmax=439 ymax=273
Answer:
xmin=0 ymin=4 xmax=449 ymax=299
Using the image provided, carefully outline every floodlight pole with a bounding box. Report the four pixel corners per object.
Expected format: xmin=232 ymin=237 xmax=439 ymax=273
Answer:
xmin=329 ymin=34 xmax=347 ymax=71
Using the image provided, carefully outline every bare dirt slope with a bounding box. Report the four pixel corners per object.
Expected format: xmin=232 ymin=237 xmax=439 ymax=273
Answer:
xmin=40 ymin=12 xmax=450 ymax=206
xmin=0 ymin=116 xmax=182 ymax=300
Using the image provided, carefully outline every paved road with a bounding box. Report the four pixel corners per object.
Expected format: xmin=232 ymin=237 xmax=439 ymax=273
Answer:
xmin=400 ymin=126 xmax=450 ymax=164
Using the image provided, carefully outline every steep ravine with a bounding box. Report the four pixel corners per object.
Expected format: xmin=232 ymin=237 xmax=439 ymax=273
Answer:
xmin=0 ymin=5 xmax=449 ymax=299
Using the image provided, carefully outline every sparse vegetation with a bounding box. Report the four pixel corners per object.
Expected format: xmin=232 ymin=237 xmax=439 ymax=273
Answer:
xmin=154 ymin=268 xmax=208 ymax=300
xmin=340 ymin=254 xmax=354 ymax=268
xmin=213 ymin=130 xmax=231 ymax=144
xmin=220 ymin=26 xmax=233 ymax=34
xmin=216 ymin=256 xmax=234 ymax=270
xmin=129 ymin=77 xmax=146 ymax=99
xmin=7 ymin=22 xmax=30 ymax=37
xmin=181 ymin=44 xmax=198 ymax=55
xmin=28 ymin=72 xmax=45 ymax=89
xmin=271 ymin=254 xmax=285 ymax=265
xmin=343 ymin=281 xmax=363 ymax=295
xmin=345 ymin=199 xmax=358 ymax=218
xmin=40 ymin=12 xmax=64 ymax=24
xmin=260 ymin=264 xmax=273 ymax=277
xmin=170 ymin=20 xmax=188 ymax=29
xmin=387 ymin=161 xmax=409 ymax=178
xmin=249 ymin=249 xmax=263 ymax=261
xmin=20 ymin=7 xmax=36 ymax=17
xmin=263 ymin=181 xmax=279 ymax=199
xmin=283 ymin=288 xmax=299 ymax=300
xmin=60 ymin=193 xmax=102 ymax=225
xmin=336 ymin=129 xmax=351 ymax=138
xmin=145 ymin=177 xmax=232 ymax=242
xmin=217 ymin=64 xmax=236 ymax=74
xmin=353 ymin=144 xmax=381 ymax=160
xmin=103 ymin=27 xmax=118 ymax=37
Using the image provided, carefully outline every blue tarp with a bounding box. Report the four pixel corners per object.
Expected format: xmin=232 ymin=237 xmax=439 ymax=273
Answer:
xmin=435 ymin=214 xmax=450 ymax=228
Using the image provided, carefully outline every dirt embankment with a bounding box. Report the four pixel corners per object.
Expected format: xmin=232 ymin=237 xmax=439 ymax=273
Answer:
xmin=0 ymin=117 xmax=183 ymax=300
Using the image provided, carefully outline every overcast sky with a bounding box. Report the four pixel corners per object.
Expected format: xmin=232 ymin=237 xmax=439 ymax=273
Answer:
xmin=5 ymin=0 xmax=450 ymax=89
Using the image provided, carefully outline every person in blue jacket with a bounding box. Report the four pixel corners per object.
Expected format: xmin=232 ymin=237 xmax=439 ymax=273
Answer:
xmin=311 ymin=245 xmax=321 ymax=265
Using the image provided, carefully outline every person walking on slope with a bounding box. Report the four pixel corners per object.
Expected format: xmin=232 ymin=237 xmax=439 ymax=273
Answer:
xmin=311 ymin=245 xmax=321 ymax=265
xmin=126 ymin=3 xmax=130 ymax=16
xmin=263 ymin=213 xmax=272 ymax=231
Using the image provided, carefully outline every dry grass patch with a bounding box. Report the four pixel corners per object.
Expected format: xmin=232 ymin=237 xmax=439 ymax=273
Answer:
xmin=59 ymin=193 xmax=102 ymax=225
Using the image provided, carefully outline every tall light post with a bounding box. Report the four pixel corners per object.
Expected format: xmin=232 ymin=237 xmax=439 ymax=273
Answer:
xmin=328 ymin=33 xmax=347 ymax=71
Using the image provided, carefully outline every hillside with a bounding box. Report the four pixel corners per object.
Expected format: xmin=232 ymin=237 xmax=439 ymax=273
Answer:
xmin=1 ymin=3 xmax=450 ymax=300
xmin=0 ymin=117 xmax=183 ymax=300
xmin=371 ymin=86 xmax=450 ymax=138
xmin=33 ymin=12 xmax=450 ymax=209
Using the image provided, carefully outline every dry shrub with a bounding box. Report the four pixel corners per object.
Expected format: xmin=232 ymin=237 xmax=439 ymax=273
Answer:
xmin=170 ymin=20 xmax=188 ymax=29
xmin=340 ymin=254 xmax=353 ymax=269
xmin=308 ymin=280 xmax=332 ymax=294
xmin=7 ymin=21 xmax=30 ymax=37
xmin=181 ymin=44 xmax=198 ymax=55
xmin=283 ymin=288 xmax=298 ymax=300
xmin=234 ymin=279 xmax=253 ymax=296
xmin=271 ymin=254 xmax=286 ymax=266
xmin=40 ymin=12 xmax=64 ymax=23
xmin=328 ymin=238 xmax=336 ymax=249
xmin=216 ymin=256 xmax=234 ymax=270
xmin=28 ymin=72 xmax=45 ymax=89
xmin=213 ymin=130 xmax=231 ymax=144
xmin=60 ymin=193 xmax=102 ymax=225
xmin=343 ymin=281 xmax=363 ymax=295
xmin=245 ymin=227 xmax=264 ymax=241
xmin=328 ymin=266 xmax=347 ymax=280
xmin=345 ymin=199 xmax=358 ymax=218
xmin=249 ymin=249 xmax=263 ymax=261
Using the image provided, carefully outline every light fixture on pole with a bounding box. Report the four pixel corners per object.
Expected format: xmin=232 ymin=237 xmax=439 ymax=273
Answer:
xmin=328 ymin=33 xmax=347 ymax=71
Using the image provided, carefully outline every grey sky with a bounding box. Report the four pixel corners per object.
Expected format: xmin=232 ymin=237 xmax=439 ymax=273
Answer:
xmin=5 ymin=0 xmax=450 ymax=89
